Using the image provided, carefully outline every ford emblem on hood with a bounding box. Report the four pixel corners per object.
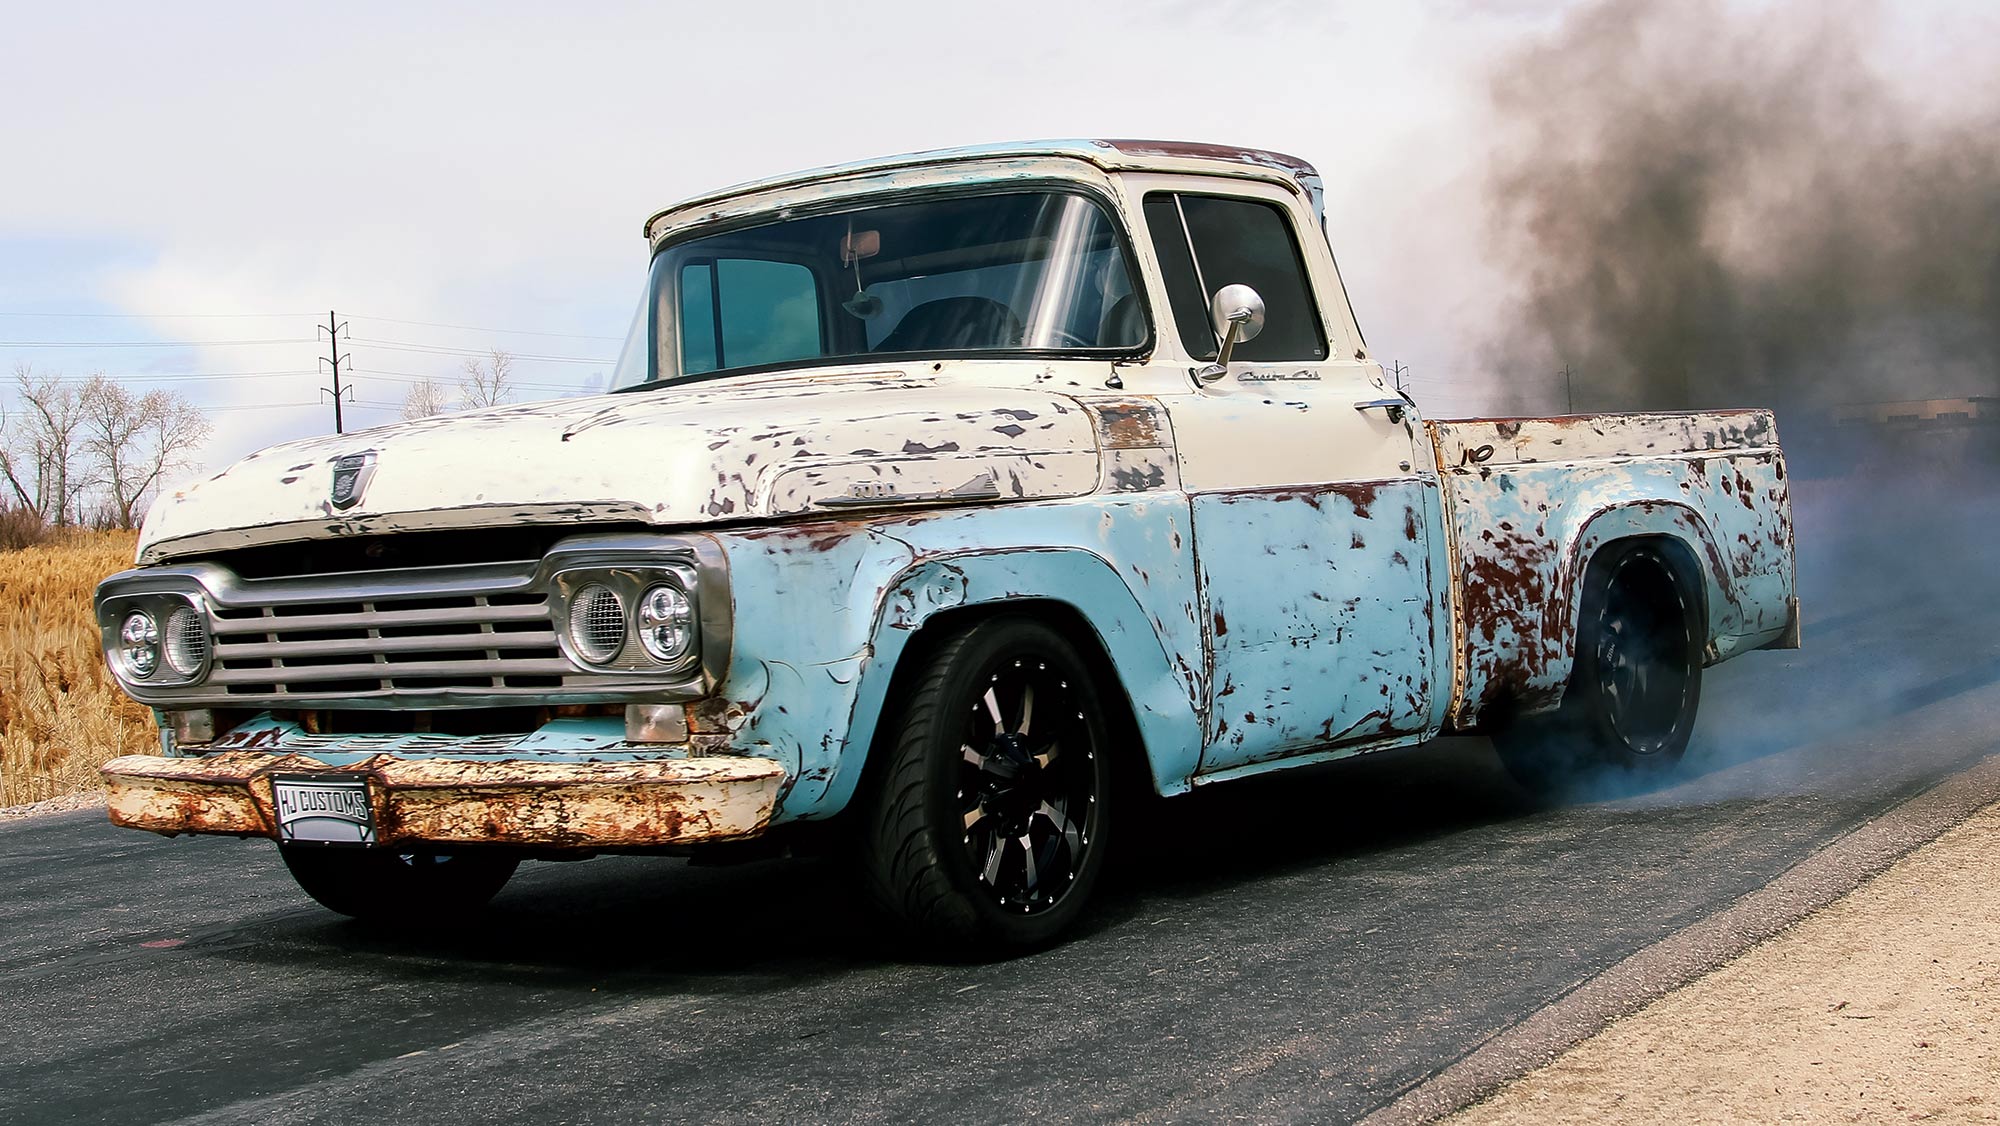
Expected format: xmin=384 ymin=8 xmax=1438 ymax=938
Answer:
xmin=329 ymin=451 xmax=377 ymax=511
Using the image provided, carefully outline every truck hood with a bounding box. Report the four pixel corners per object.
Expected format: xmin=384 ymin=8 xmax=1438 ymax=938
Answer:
xmin=138 ymin=368 xmax=1100 ymax=564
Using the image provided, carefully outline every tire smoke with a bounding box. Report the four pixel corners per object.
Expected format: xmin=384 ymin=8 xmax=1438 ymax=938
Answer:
xmin=1484 ymin=0 xmax=2000 ymax=432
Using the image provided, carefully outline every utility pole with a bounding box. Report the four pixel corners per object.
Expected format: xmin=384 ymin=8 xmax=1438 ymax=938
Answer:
xmin=1389 ymin=360 xmax=1409 ymax=394
xmin=1558 ymin=364 xmax=1575 ymax=414
xmin=318 ymin=310 xmax=352 ymax=433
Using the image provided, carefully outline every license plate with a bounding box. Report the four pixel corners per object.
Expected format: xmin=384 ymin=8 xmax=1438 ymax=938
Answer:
xmin=272 ymin=776 xmax=376 ymax=845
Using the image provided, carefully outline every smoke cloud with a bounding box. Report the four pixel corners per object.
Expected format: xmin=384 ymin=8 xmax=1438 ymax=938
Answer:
xmin=1483 ymin=0 xmax=2000 ymax=426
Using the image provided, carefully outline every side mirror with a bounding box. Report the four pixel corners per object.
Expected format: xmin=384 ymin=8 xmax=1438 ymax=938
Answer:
xmin=1196 ymin=284 xmax=1265 ymax=383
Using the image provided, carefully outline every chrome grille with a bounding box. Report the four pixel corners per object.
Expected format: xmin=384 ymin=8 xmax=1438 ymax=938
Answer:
xmin=209 ymin=589 xmax=568 ymax=696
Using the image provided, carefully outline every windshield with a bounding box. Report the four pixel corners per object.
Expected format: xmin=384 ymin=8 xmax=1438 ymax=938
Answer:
xmin=611 ymin=189 xmax=1145 ymax=389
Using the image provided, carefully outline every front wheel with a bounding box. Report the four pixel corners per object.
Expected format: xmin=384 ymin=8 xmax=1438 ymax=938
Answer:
xmin=279 ymin=845 xmax=519 ymax=923
xmin=858 ymin=616 xmax=1113 ymax=950
xmin=1494 ymin=542 xmax=1703 ymax=792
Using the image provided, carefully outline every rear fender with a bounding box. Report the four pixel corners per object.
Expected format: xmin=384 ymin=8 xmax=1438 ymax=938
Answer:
xmin=1456 ymin=495 xmax=1738 ymax=727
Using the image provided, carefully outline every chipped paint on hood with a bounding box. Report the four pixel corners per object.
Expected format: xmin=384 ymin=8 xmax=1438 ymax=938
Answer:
xmin=137 ymin=366 xmax=1098 ymax=563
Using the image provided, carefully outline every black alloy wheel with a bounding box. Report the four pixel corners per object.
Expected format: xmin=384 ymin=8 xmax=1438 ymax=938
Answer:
xmin=1494 ymin=542 xmax=1703 ymax=792
xmin=859 ymin=615 xmax=1113 ymax=950
xmin=1589 ymin=548 xmax=1699 ymax=760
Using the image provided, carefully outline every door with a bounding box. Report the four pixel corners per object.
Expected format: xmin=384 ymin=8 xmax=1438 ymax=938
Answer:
xmin=1135 ymin=185 xmax=1442 ymax=775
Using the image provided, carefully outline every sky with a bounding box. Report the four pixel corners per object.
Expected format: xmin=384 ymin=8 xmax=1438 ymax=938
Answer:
xmin=0 ymin=0 xmax=1985 ymax=478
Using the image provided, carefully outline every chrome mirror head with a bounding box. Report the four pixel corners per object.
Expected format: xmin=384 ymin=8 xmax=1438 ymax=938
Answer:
xmin=1195 ymin=284 xmax=1267 ymax=384
xmin=1209 ymin=284 xmax=1266 ymax=345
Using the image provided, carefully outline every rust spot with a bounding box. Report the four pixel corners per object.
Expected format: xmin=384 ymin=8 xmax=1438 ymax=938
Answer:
xmin=1091 ymin=401 xmax=1166 ymax=449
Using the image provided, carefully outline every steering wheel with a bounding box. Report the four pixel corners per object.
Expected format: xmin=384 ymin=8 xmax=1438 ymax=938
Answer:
xmin=1038 ymin=328 xmax=1097 ymax=348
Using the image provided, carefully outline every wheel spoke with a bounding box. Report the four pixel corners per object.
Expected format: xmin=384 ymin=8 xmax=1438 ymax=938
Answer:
xmin=1019 ymin=834 xmax=1038 ymax=891
xmin=1033 ymin=740 xmax=1061 ymax=769
xmin=961 ymin=743 xmax=987 ymax=769
xmin=981 ymin=835 xmax=1008 ymax=884
xmin=1016 ymin=684 xmax=1035 ymax=736
xmin=982 ymin=687 xmax=1003 ymax=727
xmin=964 ymin=805 xmax=989 ymax=832
xmin=1037 ymin=801 xmax=1083 ymax=855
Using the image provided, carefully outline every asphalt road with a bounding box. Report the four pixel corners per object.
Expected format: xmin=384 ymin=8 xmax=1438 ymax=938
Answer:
xmin=6 ymin=475 xmax=1998 ymax=1125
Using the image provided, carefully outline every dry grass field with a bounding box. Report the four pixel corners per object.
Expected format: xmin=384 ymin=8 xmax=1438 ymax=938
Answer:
xmin=0 ymin=532 xmax=156 ymax=806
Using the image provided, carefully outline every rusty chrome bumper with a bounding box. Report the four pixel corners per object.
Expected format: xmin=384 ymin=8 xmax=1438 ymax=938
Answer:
xmin=100 ymin=752 xmax=786 ymax=849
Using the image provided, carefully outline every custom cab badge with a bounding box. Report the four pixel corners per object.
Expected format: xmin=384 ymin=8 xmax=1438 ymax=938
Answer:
xmin=329 ymin=451 xmax=377 ymax=510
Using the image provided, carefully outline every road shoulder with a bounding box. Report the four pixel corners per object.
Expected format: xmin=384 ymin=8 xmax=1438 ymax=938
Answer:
xmin=1363 ymin=752 xmax=2000 ymax=1125
xmin=1446 ymin=794 xmax=2000 ymax=1124
xmin=0 ymin=789 xmax=107 ymax=823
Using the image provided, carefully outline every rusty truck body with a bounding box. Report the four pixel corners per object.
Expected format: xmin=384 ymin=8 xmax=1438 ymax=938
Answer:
xmin=96 ymin=140 xmax=1797 ymax=946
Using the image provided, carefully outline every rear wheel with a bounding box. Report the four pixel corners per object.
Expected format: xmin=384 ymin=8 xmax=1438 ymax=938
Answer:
xmin=858 ymin=616 xmax=1112 ymax=950
xmin=279 ymin=846 xmax=519 ymax=923
xmin=1494 ymin=542 xmax=1703 ymax=792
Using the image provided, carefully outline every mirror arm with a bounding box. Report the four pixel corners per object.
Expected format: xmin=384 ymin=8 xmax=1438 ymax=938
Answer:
xmin=1194 ymin=317 xmax=1246 ymax=384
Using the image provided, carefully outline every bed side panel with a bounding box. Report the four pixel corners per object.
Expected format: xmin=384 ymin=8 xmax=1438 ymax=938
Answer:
xmin=1429 ymin=410 xmax=1794 ymax=729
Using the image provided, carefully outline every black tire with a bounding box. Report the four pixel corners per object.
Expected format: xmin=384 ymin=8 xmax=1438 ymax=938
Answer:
xmin=279 ymin=845 xmax=519 ymax=923
xmin=1494 ymin=542 xmax=1703 ymax=792
xmin=858 ymin=615 xmax=1113 ymax=950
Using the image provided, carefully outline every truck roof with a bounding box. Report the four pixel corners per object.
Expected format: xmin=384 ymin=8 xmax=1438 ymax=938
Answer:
xmin=643 ymin=139 xmax=1325 ymax=239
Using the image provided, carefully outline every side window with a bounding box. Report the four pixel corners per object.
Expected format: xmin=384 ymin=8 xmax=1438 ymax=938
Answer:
xmin=680 ymin=259 xmax=823 ymax=376
xmin=1142 ymin=192 xmax=1328 ymax=362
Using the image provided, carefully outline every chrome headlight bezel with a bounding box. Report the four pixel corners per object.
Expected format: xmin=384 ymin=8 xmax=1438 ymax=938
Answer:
xmin=549 ymin=561 xmax=704 ymax=676
xmin=98 ymin=589 xmax=211 ymax=687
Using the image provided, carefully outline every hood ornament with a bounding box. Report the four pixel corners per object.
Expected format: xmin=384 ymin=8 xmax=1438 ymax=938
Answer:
xmin=329 ymin=451 xmax=378 ymax=511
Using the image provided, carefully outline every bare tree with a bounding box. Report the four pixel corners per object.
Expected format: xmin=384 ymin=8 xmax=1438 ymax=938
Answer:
xmin=78 ymin=377 xmax=211 ymax=530
xmin=458 ymin=350 xmax=515 ymax=410
xmin=401 ymin=378 xmax=452 ymax=420
xmin=0 ymin=364 xmax=89 ymax=525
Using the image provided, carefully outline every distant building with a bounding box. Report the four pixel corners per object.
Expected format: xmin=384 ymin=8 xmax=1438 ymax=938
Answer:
xmin=1832 ymin=396 xmax=2000 ymax=426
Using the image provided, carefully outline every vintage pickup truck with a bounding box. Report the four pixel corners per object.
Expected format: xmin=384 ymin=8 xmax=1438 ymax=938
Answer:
xmin=96 ymin=140 xmax=1797 ymax=946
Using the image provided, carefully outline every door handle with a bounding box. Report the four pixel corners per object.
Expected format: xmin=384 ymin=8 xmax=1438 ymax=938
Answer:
xmin=1353 ymin=397 xmax=1407 ymax=424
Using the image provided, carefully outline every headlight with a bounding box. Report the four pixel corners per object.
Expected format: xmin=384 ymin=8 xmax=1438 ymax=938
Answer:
xmin=636 ymin=582 xmax=696 ymax=665
xmin=163 ymin=605 xmax=209 ymax=677
xmin=119 ymin=611 xmax=161 ymax=679
xmin=550 ymin=556 xmax=706 ymax=676
xmin=568 ymin=583 xmax=627 ymax=664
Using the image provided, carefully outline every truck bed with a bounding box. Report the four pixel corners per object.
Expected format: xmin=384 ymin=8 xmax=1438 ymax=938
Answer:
xmin=1427 ymin=410 xmax=1796 ymax=730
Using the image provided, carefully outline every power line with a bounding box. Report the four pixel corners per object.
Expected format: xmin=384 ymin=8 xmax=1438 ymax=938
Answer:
xmin=205 ymin=401 xmax=325 ymax=412
xmin=346 ymin=313 xmax=621 ymax=342
xmin=351 ymin=367 xmax=590 ymax=393
xmin=0 ymin=310 xmax=311 ymax=319
xmin=0 ymin=369 xmax=320 ymax=384
xmin=347 ymin=338 xmax=612 ymax=364
xmin=0 ymin=338 xmax=316 ymax=348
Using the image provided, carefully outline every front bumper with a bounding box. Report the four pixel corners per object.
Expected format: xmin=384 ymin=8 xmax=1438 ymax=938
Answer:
xmin=100 ymin=751 xmax=786 ymax=849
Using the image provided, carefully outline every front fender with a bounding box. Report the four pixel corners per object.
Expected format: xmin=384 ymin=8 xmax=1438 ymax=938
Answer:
xmin=815 ymin=548 xmax=1205 ymax=817
xmin=709 ymin=498 xmax=1205 ymax=823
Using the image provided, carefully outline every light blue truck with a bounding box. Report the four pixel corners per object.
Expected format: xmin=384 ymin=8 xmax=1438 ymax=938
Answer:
xmin=96 ymin=141 xmax=1797 ymax=947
